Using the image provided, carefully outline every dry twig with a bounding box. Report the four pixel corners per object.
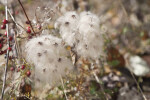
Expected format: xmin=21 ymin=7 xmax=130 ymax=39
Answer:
xmin=1 ymin=0 xmax=10 ymax=99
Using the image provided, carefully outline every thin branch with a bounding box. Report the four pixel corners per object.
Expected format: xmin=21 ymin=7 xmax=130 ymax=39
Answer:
xmin=130 ymin=72 xmax=147 ymax=100
xmin=60 ymin=75 xmax=68 ymax=100
xmin=1 ymin=0 xmax=10 ymax=99
xmin=91 ymin=63 xmax=108 ymax=100
xmin=118 ymin=0 xmax=129 ymax=21
xmin=9 ymin=3 xmax=18 ymax=58
xmin=35 ymin=7 xmax=40 ymax=23
xmin=93 ymin=72 xmax=108 ymax=100
xmin=9 ymin=3 xmax=22 ymax=66
xmin=7 ymin=9 xmax=26 ymax=31
xmin=17 ymin=0 xmax=36 ymax=35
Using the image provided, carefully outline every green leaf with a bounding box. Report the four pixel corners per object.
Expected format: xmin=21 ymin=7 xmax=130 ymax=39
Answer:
xmin=108 ymin=60 xmax=120 ymax=67
xmin=0 ymin=6 xmax=5 ymax=11
xmin=123 ymin=27 xmax=128 ymax=34
xmin=58 ymin=85 xmax=63 ymax=90
xmin=90 ymin=86 xmax=97 ymax=95
xmin=140 ymin=31 xmax=144 ymax=37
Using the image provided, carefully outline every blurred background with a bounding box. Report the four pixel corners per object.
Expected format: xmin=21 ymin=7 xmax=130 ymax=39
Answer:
xmin=0 ymin=0 xmax=150 ymax=100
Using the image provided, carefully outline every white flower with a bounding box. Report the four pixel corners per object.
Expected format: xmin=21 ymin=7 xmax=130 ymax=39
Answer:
xmin=25 ymin=35 xmax=74 ymax=86
xmin=55 ymin=11 xmax=79 ymax=46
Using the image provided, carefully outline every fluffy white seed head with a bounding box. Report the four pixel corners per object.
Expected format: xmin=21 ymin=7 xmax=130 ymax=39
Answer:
xmin=55 ymin=11 xmax=105 ymax=59
xmin=78 ymin=11 xmax=100 ymax=35
xmin=55 ymin=11 xmax=79 ymax=46
xmin=76 ymin=12 xmax=104 ymax=59
xmin=25 ymin=35 xmax=74 ymax=86
xmin=79 ymin=11 xmax=100 ymax=24
xmin=76 ymin=35 xmax=104 ymax=59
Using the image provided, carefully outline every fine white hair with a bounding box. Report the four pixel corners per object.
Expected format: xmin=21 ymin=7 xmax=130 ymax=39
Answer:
xmin=55 ymin=11 xmax=79 ymax=46
xmin=25 ymin=35 xmax=74 ymax=86
xmin=76 ymin=12 xmax=104 ymax=59
xmin=55 ymin=11 xmax=104 ymax=59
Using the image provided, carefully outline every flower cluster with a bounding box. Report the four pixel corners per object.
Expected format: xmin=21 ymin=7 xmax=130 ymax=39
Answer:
xmin=55 ymin=11 xmax=104 ymax=59
xmin=25 ymin=11 xmax=104 ymax=87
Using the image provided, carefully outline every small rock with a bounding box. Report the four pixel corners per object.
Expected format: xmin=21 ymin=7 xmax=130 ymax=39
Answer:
xmin=117 ymin=86 xmax=143 ymax=100
xmin=128 ymin=56 xmax=150 ymax=76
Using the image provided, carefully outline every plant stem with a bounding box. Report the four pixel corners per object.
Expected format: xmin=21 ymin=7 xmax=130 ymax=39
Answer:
xmin=130 ymin=72 xmax=147 ymax=100
xmin=18 ymin=0 xmax=36 ymax=35
xmin=1 ymin=0 xmax=10 ymax=99
xmin=91 ymin=63 xmax=108 ymax=100
xmin=8 ymin=9 xmax=26 ymax=31
xmin=60 ymin=75 xmax=68 ymax=100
